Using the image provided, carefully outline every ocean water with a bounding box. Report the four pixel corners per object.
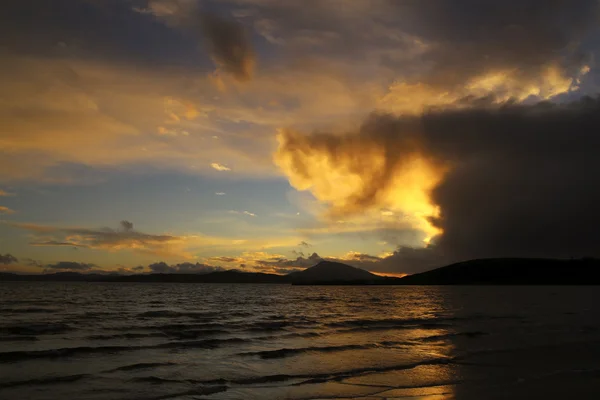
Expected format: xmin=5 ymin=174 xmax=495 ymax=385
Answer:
xmin=1 ymin=283 xmax=599 ymax=400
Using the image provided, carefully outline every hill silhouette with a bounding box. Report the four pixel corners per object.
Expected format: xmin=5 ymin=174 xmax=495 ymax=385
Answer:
xmin=398 ymin=258 xmax=600 ymax=285
xmin=2 ymin=258 xmax=600 ymax=284
xmin=287 ymin=261 xmax=381 ymax=283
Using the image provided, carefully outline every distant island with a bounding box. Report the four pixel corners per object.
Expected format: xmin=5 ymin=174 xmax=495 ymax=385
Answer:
xmin=2 ymin=258 xmax=600 ymax=285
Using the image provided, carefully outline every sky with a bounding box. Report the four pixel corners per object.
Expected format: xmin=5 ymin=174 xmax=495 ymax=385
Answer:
xmin=2 ymin=0 xmax=600 ymax=276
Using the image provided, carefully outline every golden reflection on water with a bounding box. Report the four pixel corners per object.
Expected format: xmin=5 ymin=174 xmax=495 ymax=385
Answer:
xmin=270 ymin=286 xmax=459 ymax=399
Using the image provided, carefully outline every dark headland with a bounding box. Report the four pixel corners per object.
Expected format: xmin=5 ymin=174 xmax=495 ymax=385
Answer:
xmin=2 ymin=258 xmax=600 ymax=285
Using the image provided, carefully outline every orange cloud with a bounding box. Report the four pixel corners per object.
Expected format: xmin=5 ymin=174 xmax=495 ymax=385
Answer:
xmin=0 ymin=206 xmax=15 ymax=214
xmin=211 ymin=162 xmax=231 ymax=171
xmin=274 ymin=129 xmax=445 ymax=244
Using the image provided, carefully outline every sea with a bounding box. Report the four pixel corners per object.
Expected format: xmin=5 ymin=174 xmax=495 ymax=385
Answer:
xmin=1 ymin=283 xmax=599 ymax=400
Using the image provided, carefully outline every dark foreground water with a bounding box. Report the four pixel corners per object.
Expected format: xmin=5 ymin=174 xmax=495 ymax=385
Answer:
xmin=1 ymin=284 xmax=599 ymax=400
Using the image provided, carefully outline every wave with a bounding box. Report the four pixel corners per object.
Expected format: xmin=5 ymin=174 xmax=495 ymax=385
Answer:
xmin=138 ymin=310 xmax=220 ymax=319
xmin=0 ymin=374 xmax=89 ymax=389
xmin=0 ymin=337 xmax=250 ymax=362
xmin=87 ymin=332 xmax=169 ymax=340
xmin=328 ymin=317 xmax=428 ymax=328
xmin=162 ymin=328 xmax=230 ymax=340
xmin=155 ymin=337 xmax=249 ymax=349
xmin=279 ymin=331 xmax=321 ymax=339
xmin=246 ymin=321 xmax=291 ymax=332
xmin=0 ymin=323 xmax=72 ymax=336
xmin=148 ymin=386 xmax=228 ymax=400
xmin=107 ymin=362 xmax=178 ymax=372
xmin=0 ymin=336 xmax=38 ymax=342
xmin=239 ymin=340 xmax=411 ymax=359
xmin=128 ymin=378 xmax=228 ymax=400
xmin=0 ymin=307 xmax=58 ymax=314
xmin=240 ymin=344 xmax=371 ymax=359
xmin=419 ymin=331 xmax=489 ymax=342
xmin=151 ymin=322 xmax=227 ymax=332
xmin=198 ymin=357 xmax=454 ymax=386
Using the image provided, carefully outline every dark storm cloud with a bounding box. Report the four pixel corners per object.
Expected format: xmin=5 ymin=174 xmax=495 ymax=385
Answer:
xmin=237 ymin=0 xmax=599 ymax=95
xmin=200 ymin=12 xmax=256 ymax=81
xmin=422 ymin=99 xmax=600 ymax=262
xmin=0 ymin=254 xmax=18 ymax=265
xmin=388 ymin=0 xmax=599 ymax=86
xmin=147 ymin=261 xmax=223 ymax=274
xmin=280 ymin=97 xmax=600 ymax=273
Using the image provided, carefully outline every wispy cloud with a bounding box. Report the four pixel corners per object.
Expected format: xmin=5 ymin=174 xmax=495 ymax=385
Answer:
xmin=0 ymin=206 xmax=15 ymax=215
xmin=11 ymin=221 xmax=187 ymax=258
xmin=211 ymin=163 xmax=231 ymax=171
xmin=0 ymin=190 xmax=14 ymax=197
xmin=243 ymin=211 xmax=256 ymax=217
xmin=215 ymin=192 xmax=226 ymax=196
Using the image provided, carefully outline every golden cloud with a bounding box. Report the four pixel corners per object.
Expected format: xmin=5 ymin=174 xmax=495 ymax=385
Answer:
xmin=210 ymin=162 xmax=231 ymax=171
xmin=274 ymin=128 xmax=445 ymax=244
xmin=0 ymin=206 xmax=15 ymax=215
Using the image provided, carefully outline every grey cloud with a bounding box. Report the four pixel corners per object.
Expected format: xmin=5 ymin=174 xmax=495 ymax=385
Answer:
xmin=0 ymin=0 xmax=208 ymax=68
xmin=148 ymin=261 xmax=171 ymax=273
xmin=0 ymin=253 xmax=18 ymax=265
xmin=233 ymin=0 xmax=599 ymax=96
xmin=388 ymin=0 xmax=599 ymax=81
xmin=30 ymin=241 xmax=88 ymax=248
xmin=13 ymin=221 xmax=178 ymax=254
xmin=120 ymin=220 xmax=134 ymax=231
xmin=256 ymin=252 xmax=322 ymax=268
xmin=132 ymin=265 xmax=145 ymax=272
xmin=200 ymin=12 xmax=255 ymax=81
xmin=339 ymin=247 xmax=445 ymax=275
xmin=43 ymin=261 xmax=96 ymax=271
xmin=148 ymin=261 xmax=224 ymax=274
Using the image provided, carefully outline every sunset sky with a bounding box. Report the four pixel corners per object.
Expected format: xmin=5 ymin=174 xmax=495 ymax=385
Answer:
xmin=2 ymin=0 xmax=600 ymax=275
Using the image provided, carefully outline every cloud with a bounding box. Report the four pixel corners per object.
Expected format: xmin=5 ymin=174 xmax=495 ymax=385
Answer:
xmin=254 ymin=252 xmax=322 ymax=269
xmin=275 ymin=126 xmax=444 ymax=244
xmin=215 ymin=192 xmax=226 ymax=195
xmin=42 ymin=261 xmax=96 ymax=271
xmin=298 ymin=241 xmax=311 ymax=247
xmin=0 ymin=206 xmax=15 ymax=215
xmin=147 ymin=261 xmax=223 ymax=274
xmin=211 ymin=163 xmax=231 ymax=171
xmin=277 ymin=97 xmax=600 ymax=273
xmin=375 ymin=0 xmax=598 ymax=111
xmin=200 ymin=12 xmax=256 ymax=82
xmin=29 ymin=240 xmax=87 ymax=248
xmin=12 ymin=221 xmax=186 ymax=258
xmin=243 ymin=211 xmax=256 ymax=217
xmin=0 ymin=253 xmax=18 ymax=265
xmin=120 ymin=220 xmax=134 ymax=231
xmin=0 ymin=190 xmax=14 ymax=196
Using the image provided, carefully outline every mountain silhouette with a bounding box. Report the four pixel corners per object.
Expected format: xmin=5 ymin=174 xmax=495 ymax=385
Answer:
xmin=3 ymin=258 xmax=600 ymax=284
xmin=287 ymin=261 xmax=381 ymax=283
xmin=398 ymin=258 xmax=600 ymax=285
